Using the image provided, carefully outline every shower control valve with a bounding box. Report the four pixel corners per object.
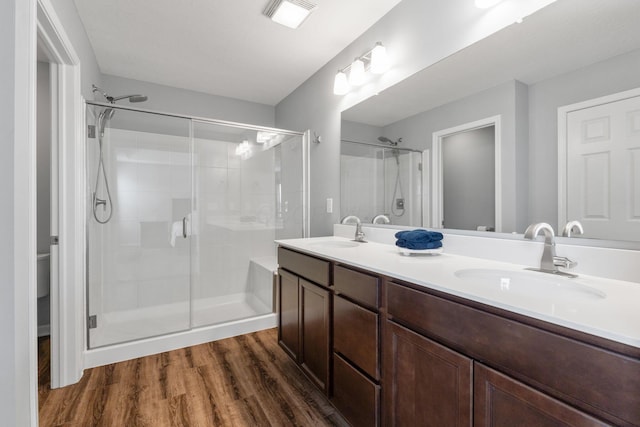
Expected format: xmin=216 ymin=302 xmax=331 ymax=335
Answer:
xmin=93 ymin=193 xmax=107 ymax=210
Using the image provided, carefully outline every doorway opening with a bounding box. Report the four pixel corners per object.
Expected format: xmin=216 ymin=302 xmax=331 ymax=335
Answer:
xmin=432 ymin=116 xmax=502 ymax=232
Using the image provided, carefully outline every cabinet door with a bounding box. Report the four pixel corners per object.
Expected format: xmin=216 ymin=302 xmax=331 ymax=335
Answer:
xmin=332 ymin=353 xmax=380 ymax=427
xmin=474 ymin=363 xmax=610 ymax=427
xmin=300 ymin=279 xmax=331 ymax=394
xmin=278 ymin=269 xmax=299 ymax=361
xmin=384 ymin=320 xmax=472 ymax=427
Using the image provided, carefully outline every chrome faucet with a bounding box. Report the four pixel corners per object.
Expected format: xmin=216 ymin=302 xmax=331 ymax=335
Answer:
xmin=561 ymin=220 xmax=584 ymax=237
xmin=372 ymin=214 xmax=391 ymax=225
xmin=341 ymin=215 xmax=366 ymax=242
xmin=524 ymin=222 xmax=577 ymax=278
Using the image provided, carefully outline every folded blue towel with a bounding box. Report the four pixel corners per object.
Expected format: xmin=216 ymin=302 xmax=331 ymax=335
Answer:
xmin=396 ymin=240 xmax=443 ymax=250
xmin=394 ymin=229 xmax=443 ymax=243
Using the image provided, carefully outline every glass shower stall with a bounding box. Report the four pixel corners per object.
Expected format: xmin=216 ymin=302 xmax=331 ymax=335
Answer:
xmin=86 ymin=102 xmax=307 ymax=348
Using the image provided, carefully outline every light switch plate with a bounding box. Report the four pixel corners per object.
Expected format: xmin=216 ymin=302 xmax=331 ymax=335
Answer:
xmin=326 ymin=198 xmax=333 ymax=213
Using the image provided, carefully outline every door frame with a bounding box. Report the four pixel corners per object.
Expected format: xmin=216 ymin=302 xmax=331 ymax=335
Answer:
xmin=431 ymin=115 xmax=502 ymax=231
xmin=37 ymin=0 xmax=85 ymax=389
xmin=558 ymin=86 xmax=640 ymax=229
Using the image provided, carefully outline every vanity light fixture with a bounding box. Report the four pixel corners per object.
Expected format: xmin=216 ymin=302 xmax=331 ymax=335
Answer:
xmin=333 ymin=70 xmax=350 ymax=95
xmin=349 ymin=58 xmax=366 ymax=86
xmin=370 ymin=42 xmax=389 ymax=74
xmin=263 ymin=0 xmax=317 ymax=29
xmin=475 ymin=0 xmax=504 ymax=8
xmin=333 ymin=42 xmax=390 ymax=95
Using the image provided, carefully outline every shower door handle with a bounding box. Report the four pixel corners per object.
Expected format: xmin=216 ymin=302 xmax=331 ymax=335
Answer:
xmin=182 ymin=217 xmax=188 ymax=238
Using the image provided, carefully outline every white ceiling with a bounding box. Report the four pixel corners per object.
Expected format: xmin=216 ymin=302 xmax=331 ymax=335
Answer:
xmin=73 ymin=0 xmax=402 ymax=106
xmin=342 ymin=0 xmax=640 ymax=126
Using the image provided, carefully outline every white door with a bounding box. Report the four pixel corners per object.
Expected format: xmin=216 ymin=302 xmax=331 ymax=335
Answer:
xmin=566 ymin=94 xmax=640 ymax=241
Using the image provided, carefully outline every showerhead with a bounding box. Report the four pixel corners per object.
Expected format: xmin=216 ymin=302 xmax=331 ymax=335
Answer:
xmin=92 ymin=84 xmax=148 ymax=104
xmin=378 ymin=136 xmax=402 ymax=146
xmin=111 ymin=94 xmax=148 ymax=103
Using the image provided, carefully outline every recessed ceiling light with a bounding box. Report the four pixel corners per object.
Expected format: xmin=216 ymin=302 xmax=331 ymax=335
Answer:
xmin=263 ymin=0 xmax=318 ymax=29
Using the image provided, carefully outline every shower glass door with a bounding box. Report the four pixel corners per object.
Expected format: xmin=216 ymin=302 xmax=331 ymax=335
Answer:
xmin=87 ymin=105 xmax=192 ymax=348
xmin=190 ymin=121 xmax=305 ymax=328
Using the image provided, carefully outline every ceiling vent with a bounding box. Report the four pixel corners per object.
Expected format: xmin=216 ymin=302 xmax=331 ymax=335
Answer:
xmin=263 ymin=0 xmax=318 ymax=29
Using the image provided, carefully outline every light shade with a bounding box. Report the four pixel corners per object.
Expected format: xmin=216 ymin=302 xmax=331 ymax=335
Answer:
xmin=235 ymin=140 xmax=252 ymax=157
xmin=370 ymin=42 xmax=389 ymax=74
xmin=333 ymin=71 xmax=350 ymax=95
xmin=263 ymin=0 xmax=317 ymax=29
xmin=348 ymin=58 xmax=366 ymax=86
xmin=475 ymin=0 xmax=503 ymax=8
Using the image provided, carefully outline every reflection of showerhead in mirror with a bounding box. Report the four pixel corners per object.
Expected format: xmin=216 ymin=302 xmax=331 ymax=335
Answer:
xmin=378 ymin=136 xmax=402 ymax=146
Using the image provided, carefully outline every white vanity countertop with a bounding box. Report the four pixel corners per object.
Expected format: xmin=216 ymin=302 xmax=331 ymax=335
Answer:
xmin=275 ymin=236 xmax=640 ymax=349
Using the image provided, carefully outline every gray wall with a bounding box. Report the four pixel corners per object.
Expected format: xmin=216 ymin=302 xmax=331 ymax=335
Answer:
xmin=0 ymin=0 xmax=18 ymax=422
xmin=101 ymin=74 xmax=275 ymax=127
xmin=37 ymin=61 xmax=51 ymax=333
xmin=341 ymin=120 xmax=382 ymax=144
xmin=528 ymin=48 xmax=640 ymax=228
xmin=37 ymin=62 xmax=51 ymax=254
xmin=275 ymin=0 xmax=544 ymax=236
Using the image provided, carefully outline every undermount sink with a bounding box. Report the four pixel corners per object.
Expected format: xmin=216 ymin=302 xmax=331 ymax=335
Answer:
xmin=454 ymin=268 xmax=606 ymax=301
xmin=308 ymin=240 xmax=360 ymax=249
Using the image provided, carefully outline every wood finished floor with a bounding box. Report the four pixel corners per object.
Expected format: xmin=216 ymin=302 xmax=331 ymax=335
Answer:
xmin=38 ymin=329 xmax=348 ymax=427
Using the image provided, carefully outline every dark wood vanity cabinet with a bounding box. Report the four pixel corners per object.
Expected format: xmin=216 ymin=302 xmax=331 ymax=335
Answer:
xmin=385 ymin=280 xmax=639 ymax=427
xmin=277 ymin=247 xmax=331 ymax=394
xmin=277 ymin=246 xmax=639 ymax=426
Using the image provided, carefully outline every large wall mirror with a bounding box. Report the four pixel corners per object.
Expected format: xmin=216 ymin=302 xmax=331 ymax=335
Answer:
xmin=340 ymin=0 xmax=640 ymax=246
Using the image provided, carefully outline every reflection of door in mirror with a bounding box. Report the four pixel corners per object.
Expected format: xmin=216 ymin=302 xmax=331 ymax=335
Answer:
xmin=432 ymin=117 xmax=500 ymax=232
xmin=561 ymin=89 xmax=640 ymax=241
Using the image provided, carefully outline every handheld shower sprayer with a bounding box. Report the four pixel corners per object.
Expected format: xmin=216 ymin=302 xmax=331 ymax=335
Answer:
xmin=377 ymin=136 xmax=405 ymax=217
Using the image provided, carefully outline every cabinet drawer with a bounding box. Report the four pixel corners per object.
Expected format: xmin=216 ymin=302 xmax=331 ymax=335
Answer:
xmin=334 ymin=295 xmax=379 ymax=380
xmin=278 ymin=247 xmax=330 ymax=287
xmin=387 ymin=281 xmax=640 ymax=427
xmin=332 ymin=353 xmax=380 ymax=427
xmin=334 ymin=264 xmax=379 ymax=309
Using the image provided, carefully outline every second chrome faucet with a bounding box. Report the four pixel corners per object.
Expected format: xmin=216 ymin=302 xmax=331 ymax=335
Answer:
xmin=341 ymin=215 xmax=367 ymax=242
xmin=524 ymin=222 xmax=577 ymax=278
